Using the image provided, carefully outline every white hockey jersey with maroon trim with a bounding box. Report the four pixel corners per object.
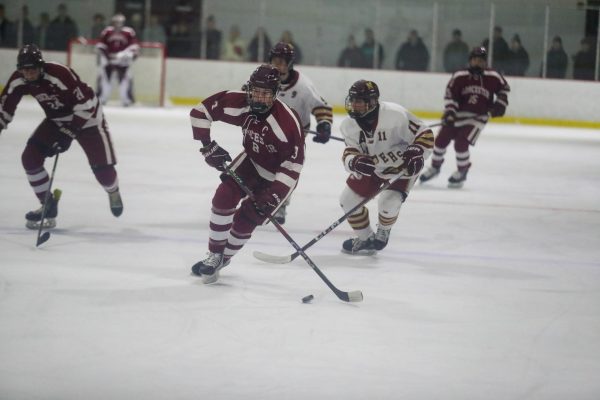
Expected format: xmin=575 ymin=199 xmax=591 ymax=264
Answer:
xmin=277 ymin=70 xmax=332 ymax=130
xmin=340 ymin=101 xmax=434 ymax=179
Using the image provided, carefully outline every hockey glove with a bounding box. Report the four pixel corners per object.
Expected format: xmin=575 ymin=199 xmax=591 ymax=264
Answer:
xmin=489 ymin=102 xmax=506 ymax=118
xmin=349 ymin=155 xmax=376 ymax=176
xmin=442 ymin=110 xmax=456 ymax=127
xmin=312 ymin=121 xmax=331 ymax=144
xmin=254 ymin=191 xmax=282 ymax=217
xmin=200 ymin=140 xmax=232 ymax=171
xmin=240 ymin=191 xmax=281 ymax=225
xmin=401 ymin=145 xmax=425 ymax=175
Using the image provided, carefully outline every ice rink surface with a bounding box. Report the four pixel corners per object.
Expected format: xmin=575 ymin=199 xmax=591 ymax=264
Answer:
xmin=1 ymin=99 xmax=600 ymax=400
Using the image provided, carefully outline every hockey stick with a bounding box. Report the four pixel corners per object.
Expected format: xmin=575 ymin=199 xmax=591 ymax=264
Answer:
xmin=306 ymin=130 xmax=345 ymax=142
xmin=253 ymin=172 xmax=407 ymax=264
xmin=36 ymin=149 xmax=61 ymax=247
xmin=223 ymin=164 xmax=363 ymax=303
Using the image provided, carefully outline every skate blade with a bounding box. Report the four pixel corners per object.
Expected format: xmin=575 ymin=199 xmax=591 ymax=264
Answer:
xmin=201 ymin=271 xmax=220 ymax=284
xmin=447 ymin=182 xmax=465 ymax=189
xmin=341 ymin=248 xmax=377 ymax=256
xmin=26 ymin=218 xmax=56 ymax=230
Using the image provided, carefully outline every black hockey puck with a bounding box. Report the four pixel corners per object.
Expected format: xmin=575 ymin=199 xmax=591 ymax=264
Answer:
xmin=301 ymin=294 xmax=314 ymax=303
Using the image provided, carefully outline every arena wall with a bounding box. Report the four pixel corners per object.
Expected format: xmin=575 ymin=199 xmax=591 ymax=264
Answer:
xmin=1 ymin=48 xmax=598 ymax=128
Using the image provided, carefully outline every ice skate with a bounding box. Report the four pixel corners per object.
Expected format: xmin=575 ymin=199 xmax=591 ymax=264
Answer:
xmin=448 ymin=170 xmax=468 ymax=189
xmin=25 ymin=189 xmax=61 ymax=230
xmin=419 ymin=166 xmax=440 ymax=183
xmin=109 ymin=189 xmax=123 ymax=217
xmin=273 ymin=204 xmax=287 ymax=224
xmin=191 ymin=252 xmax=231 ymax=284
xmin=373 ymin=226 xmax=391 ymax=251
xmin=342 ymin=234 xmax=376 ymax=255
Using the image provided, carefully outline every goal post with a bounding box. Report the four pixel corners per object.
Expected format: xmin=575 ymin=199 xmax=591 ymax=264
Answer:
xmin=67 ymin=38 xmax=166 ymax=107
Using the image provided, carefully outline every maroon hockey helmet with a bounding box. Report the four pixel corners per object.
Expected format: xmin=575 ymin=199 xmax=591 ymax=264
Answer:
xmin=345 ymin=79 xmax=380 ymax=119
xmin=269 ymin=42 xmax=296 ymax=67
xmin=17 ymin=44 xmax=45 ymax=69
xmin=469 ymin=46 xmax=488 ymax=61
xmin=246 ymin=64 xmax=281 ymax=114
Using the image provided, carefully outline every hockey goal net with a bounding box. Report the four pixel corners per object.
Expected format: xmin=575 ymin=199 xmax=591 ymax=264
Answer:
xmin=67 ymin=38 xmax=166 ymax=106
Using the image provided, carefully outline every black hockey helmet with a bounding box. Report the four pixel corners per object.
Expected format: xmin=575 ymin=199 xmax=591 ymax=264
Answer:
xmin=17 ymin=44 xmax=45 ymax=69
xmin=246 ymin=64 xmax=281 ymax=114
xmin=469 ymin=46 xmax=488 ymax=61
xmin=345 ymin=79 xmax=380 ymax=119
xmin=269 ymin=42 xmax=296 ymax=67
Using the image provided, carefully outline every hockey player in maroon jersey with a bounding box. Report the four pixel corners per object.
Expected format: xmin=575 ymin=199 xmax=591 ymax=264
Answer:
xmin=420 ymin=46 xmax=510 ymax=188
xmin=189 ymin=64 xmax=305 ymax=284
xmin=0 ymin=44 xmax=123 ymax=229
xmin=96 ymin=13 xmax=139 ymax=106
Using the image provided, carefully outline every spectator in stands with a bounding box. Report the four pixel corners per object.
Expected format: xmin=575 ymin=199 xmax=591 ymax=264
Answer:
xmin=360 ymin=28 xmax=384 ymax=69
xmin=505 ymin=34 xmax=529 ymax=76
xmin=0 ymin=3 xmax=16 ymax=48
xmin=482 ymin=26 xmax=509 ymax=74
xmin=279 ymin=30 xmax=302 ymax=64
xmin=167 ymin=17 xmax=194 ymax=58
xmin=572 ymin=37 xmax=596 ymax=80
xmin=91 ymin=13 xmax=106 ymax=39
xmin=130 ymin=13 xmax=143 ymax=35
xmin=18 ymin=5 xmax=36 ymax=46
xmin=395 ymin=29 xmax=429 ymax=71
xmin=247 ymin=27 xmax=272 ymax=62
xmin=543 ymin=36 xmax=568 ymax=79
xmin=35 ymin=12 xmax=50 ymax=49
xmin=143 ymin=14 xmax=166 ymax=44
xmin=443 ymin=29 xmax=469 ymax=73
xmin=46 ymin=3 xmax=79 ymax=51
xmin=338 ymin=34 xmax=366 ymax=68
xmin=204 ymin=15 xmax=221 ymax=60
xmin=221 ymin=24 xmax=245 ymax=61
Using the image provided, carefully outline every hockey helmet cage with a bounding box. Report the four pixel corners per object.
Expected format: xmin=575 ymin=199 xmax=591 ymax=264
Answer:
xmin=111 ymin=13 xmax=126 ymax=28
xmin=246 ymin=64 xmax=281 ymax=114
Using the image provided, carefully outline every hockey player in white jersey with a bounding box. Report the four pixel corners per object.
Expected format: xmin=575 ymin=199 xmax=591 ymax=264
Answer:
xmin=268 ymin=41 xmax=333 ymax=224
xmin=339 ymin=80 xmax=434 ymax=254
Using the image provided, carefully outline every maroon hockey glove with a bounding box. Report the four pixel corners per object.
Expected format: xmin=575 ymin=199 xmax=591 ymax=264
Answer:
xmin=349 ymin=155 xmax=376 ymax=176
xmin=240 ymin=191 xmax=282 ymax=225
xmin=254 ymin=191 xmax=282 ymax=217
xmin=312 ymin=121 xmax=331 ymax=144
xmin=401 ymin=145 xmax=425 ymax=175
xmin=489 ymin=102 xmax=506 ymax=118
xmin=442 ymin=110 xmax=456 ymax=127
xmin=200 ymin=140 xmax=232 ymax=171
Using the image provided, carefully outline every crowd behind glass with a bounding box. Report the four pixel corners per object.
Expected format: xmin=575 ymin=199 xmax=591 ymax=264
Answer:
xmin=0 ymin=2 xmax=598 ymax=81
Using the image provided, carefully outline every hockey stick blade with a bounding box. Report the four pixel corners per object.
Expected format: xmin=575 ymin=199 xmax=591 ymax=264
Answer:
xmin=224 ymin=164 xmax=362 ymax=303
xmin=346 ymin=290 xmax=364 ymax=302
xmin=253 ymin=250 xmax=294 ymax=264
xmin=36 ymin=232 xmax=51 ymax=247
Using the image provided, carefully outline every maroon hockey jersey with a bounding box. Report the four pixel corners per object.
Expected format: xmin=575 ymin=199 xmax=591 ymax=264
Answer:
xmin=190 ymin=90 xmax=305 ymax=198
xmin=0 ymin=62 xmax=101 ymax=131
xmin=444 ymin=68 xmax=510 ymax=122
xmin=97 ymin=26 xmax=139 ymax=63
